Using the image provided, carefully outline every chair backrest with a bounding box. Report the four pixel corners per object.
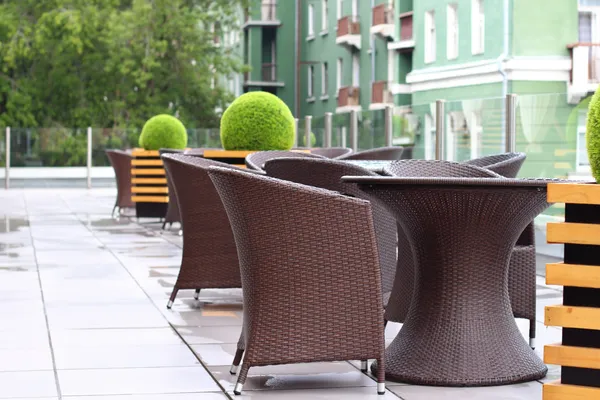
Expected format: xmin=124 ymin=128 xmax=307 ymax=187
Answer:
xmin=159 ymin=148 xmax=184 ymax=156
xmin=338 ymin=146 xmax=404 ymax=161
xmin=161 ymin=154 xmax=241 ymax=266
xmin=245 ymin=150 xmax=326 ymax=171
xmin=207 ymin=166 xmax=384 ymax=349
xmin=106 ymin=149 xmax=134 ymax=208
xmin=264 ymin=157 xmax=397 ymax=295
xmin=310 ymin=147 xmax=353 ymax=159
xmin=464 ymin=152 xmax=526 ymax=178
xmin=384 ymin=159 xmax=502 ymax=178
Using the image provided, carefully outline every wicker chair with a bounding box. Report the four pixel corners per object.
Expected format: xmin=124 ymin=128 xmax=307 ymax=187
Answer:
xmin=159 ymin=149 xmax=184 ymax=230
xmin=464 ymin=152 xmax=536 ymax=348
xmin=207 ymin=166 xmax=386 ymax=395
xmin=245 ymin=150 xmax=326 ymax=171
xmin=337 ymin=146 xmax=404 ymax=161
xmin=310 ymin=147 xmax=353 ymax=159
xmin=161 ymin=154 xmax=243 ymax=309
xmin=264 ymin=157 xmax=397 ymax=308
xmin=384 ymin=158 xmax=537 ymax=348
xmin=106 ymin=149 xmax=135 ymax=216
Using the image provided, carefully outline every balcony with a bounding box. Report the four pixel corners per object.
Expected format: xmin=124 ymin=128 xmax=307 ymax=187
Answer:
xmin=336 ymin=86 xmax=361 ymax=113
xmin=370 ymin=4 xmax=394 ymax=39
xmin=243 ymin=2 xmax=281 ymax=29
xmin=567 ymin=43 xmax=600 ymax=104
xmin=336 ymin=16 xmax=361 ymax=50
xmin=369 ymin=81 xmax=394 ymax=109
xmin=388 ymin=11 xmax=414 ymax=52
xmin=243 ymin=63 xmax=284 ymax=88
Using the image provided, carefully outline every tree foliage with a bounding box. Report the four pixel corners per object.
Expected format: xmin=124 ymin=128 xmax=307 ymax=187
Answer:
xmin=0 ymin=0 xmax=248 ymax=130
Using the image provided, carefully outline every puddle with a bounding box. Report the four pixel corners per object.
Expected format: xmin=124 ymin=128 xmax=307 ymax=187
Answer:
xmin=0 ymin=217 xmax=29 ymax=232
xmin=0 ymin=266 xmax=30 ymax=272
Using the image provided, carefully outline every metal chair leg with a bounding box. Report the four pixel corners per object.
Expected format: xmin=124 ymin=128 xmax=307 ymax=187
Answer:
xmin=166 ymin=288 xmax=179 ymax=309
xmin=194 ymin=289 xmax=201 ymax=301
xmin=529 ymin=318 xmax=536 ymax=349
xmin=230 ymin=348 xmax=245 ymax=375
xmin=233 ymin=364 xmax=250 ymax=395
xmin=376 ymin=357 xmax=386 ymax=395
xmin=360 ymin=360 xmax=368 ymax=372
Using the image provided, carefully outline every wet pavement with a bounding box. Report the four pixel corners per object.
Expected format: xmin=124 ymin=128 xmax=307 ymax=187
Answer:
xmin=0 ymin=188 xmax=563 ymax=399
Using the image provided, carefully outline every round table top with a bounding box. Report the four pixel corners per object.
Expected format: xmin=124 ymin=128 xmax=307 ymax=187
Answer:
xmin=341 ymin=176 xmax=578 ymax=188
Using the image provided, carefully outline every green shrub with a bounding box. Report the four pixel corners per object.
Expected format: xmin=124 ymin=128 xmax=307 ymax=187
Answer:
xmin=220 ymin=91 xmax=294 ymax=150
xmin=138 ymin=114 xmax=187 ymax=150
xmin=300 ymin=132 xmax=316 ymax=147
xmin=587 ymin=89 xmax=600 ymax=182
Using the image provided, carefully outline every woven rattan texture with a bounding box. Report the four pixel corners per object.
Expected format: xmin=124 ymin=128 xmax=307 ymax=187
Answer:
xmin=337 ymin=146 xmax=404 ymax=161
xmin=161 ymin=154 xmax=242 ymax=303
xmin=106 ymin=150 xmax=135 ymax=210
xmin=208 ymin=167 xmax=385 ymax=386
xmin=245 ymin=151 xmax=326 ymax=171
xmin=464 ymin=152 xmax=526 ymax=178
xmin=310 ymin=147 xmax=353 ymax=159
xmin=264 ymin=158 xmax=398 ymax=299
xmin=361 ymin=181 xmax=549 ymax=385
xmin=159 ymin=149 xmax=184 ymax=225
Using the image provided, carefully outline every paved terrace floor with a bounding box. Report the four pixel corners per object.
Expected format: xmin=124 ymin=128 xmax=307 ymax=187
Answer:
xmin=0 ymin=188 xmax=563 ymax=400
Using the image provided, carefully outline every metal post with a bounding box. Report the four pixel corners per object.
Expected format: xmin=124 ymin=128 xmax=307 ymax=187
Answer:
xmin=294 ymin=118 xmax=299 ymax=148
xmin=4 ymin=127 xmax=10 ymax=189
xmin=384 ymin=105 xmax=394 ymax=147
xmin=435 ymin=100 xmax=445 ymax=161
xmin=304 ymin=115 xmax=312 ymax=149
xmin=86 ymin=127 xmax=92 ymax=189
xmin=350 ymin=110 xmax=358 ymax=152
xmin=505 ymin=94 xmax=517 ymax=153
xmin=324 ymin=112 xmax=333 ymax=148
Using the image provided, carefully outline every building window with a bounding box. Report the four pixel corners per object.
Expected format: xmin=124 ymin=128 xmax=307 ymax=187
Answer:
xmin=472 ymin=0 xmax=485 ymax=54
xmin=447 ymin=4 xmax=459 ymax=60
xmin=337 ymin=0 xmax=343 ymax=19
xmin=322 ymin=62 xmax=329 ymax=95
xmin=352 ymin=54 xmax=360 ymax=86
xmin=578 ymin=111 xmax=591 ymax=170
xmin=308 ymin=65 xmax=315 ymax=98
xmin=336 ymin=58 xmax=343 ymax=91
xmin=424 ymin=10 xmax=436 ymax=63
xmin=322 ymin=0 xmax=329 ymax=31
xmin=308 ymin=4 xmax=315 ymax=37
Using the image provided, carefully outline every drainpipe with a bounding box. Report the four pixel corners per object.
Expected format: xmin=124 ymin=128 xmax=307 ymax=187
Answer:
xmin=295 ymin=0 xmax=301 ymax=118
xmin=497 ymin=0 xmax=509 ymax=139
xmin=370 ymin=0 xmax=375 ymax=85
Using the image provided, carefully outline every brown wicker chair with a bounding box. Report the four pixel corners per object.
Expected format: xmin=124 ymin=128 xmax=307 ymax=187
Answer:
xmin=337 ymin=146 xmax=404 ymax=161
xmin=245 ymin=150 xmax=326 ymax=171
xmin=106 ymin=149 xmax=135 ymax=216
xmin=207 ymin=166 xmax=386 ymax=395
xmin=463 ymin=152 xmax=536 ymax=348
xmin=310 ymin=147 xmax=353 ymax=159
xmin=159 ymin=149 xmax=184 ymax=230
xmin=264 ymin=157 xmax=397 ymax=308
xmin=161 ymin=154 xmax=243 ymax=309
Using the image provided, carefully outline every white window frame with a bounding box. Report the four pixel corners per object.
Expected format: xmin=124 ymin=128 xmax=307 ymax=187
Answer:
xmin=577 ymin=110 xmax=591 ymax=171
xmin=352 ymin=54 xmax=360 ymax=87
xmin=471 ymin=0 xmax=485 ymax=55
xmin=337 ymin=0 xmax=343 ymax=20
xmin=446 ymin=4 xmax=459 ymax=60
xmin=322 ymin=62 xmax=329 ymax=95
xmin=308 ymin=65 xmax=315 ymax=98
xmin=308 ymin=4 xmax=315 ymax=37
xmin=424 ymin=114 xmax=435 ymax=160
xmin=351 ymin=0 xmax=358 ymax=17
xmin=424 ymin=10 xmax=436 ymax=64
xmin=322 ymin=0 xmax=329 ymax=31
xmin=336 ymin=57 xmax=343 ymax=92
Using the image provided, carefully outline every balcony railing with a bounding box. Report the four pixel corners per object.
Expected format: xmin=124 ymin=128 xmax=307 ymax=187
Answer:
xmin=338 ymin=86 xmax=360 ymax=108
xmin=244 ymin=2 xmax=279 ymax=24
xmin=261 ymin=63 xmax=277 ymax=82
xmin=371 ymin=81 xmax=393 ymax=104
xmin=337 ymin=15 xmax=361 ymax=37
xmin=399 ymin=11 xmax=414 ymax=41
xmin=372 ymin=4 xmax=394 ymax=26
xmin=567 ymin=43 xmax=600 ymax=103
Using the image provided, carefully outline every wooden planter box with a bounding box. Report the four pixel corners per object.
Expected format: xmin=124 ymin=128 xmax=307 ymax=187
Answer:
xmin=544 ymin=183 xmax=600 ymax=399
xmin=130 ymin=149 xmax=168 ymax=219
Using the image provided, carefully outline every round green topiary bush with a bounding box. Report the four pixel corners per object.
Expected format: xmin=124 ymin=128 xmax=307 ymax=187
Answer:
xmin=220 ymin=91 xmax=295 ymax=150
xmin=138 ymin=114 xmax=187 ymax=150
xmin=586 ymin=88 xmax=600 ymax=182
xmin=300 ymin=132 xmax=316 ymax=147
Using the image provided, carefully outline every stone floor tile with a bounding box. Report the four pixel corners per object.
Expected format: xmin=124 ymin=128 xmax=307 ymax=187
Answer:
xmin=176 ymin=326 xmax=243 ymax=345
xmin=45 ymin=304 xmax=169 ymax=329
xmin=387 ymin=381 xmax=542 ymax=399
xmin=0 ymin=329 xmax=50 ymax=349
xmin=58 ymin=367 xmax=220 ymax=396
xmin=66 ymin=394 xmax=227 ymax=400
xmin=50 ymin=327 xmax=182 ymax=347
xmin=0 ymin=371 xmax=57 ymax=398
xmin=0 ymin=348 xmax=54 ymax=371
xmin=191 ymin=343 xmax=239 ymax=366
xmin=222 ymin=387 xmax=400 ymax=399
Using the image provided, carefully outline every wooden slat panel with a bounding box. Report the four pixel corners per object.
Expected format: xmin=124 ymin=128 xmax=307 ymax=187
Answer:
xmin=543 ymin=381 xmax=600 ymax=400
xmin=131 ymin=149 xmax=160 ymax=157
xmin=203 ymin=150 xmax=255 ymax=158
xmin=132 ymin=159 xmax=163 ymax=166
xmin=132 ymin=187 xmax=168 ymax=194
xmin=548 ymin=183 xmax=600 ymax=205
xmin=131 ymin=168 xmax=165 ymax=176
xmin=547 ymin=263 xmax=600 ymax=289
xmin=544 ymin=343 xmax=600 ymax=369
xmin=545 ymin=305 xmax=600 ymax=330
xmin=232 ymin=164 xmax=247 ymax=169
xmin=547 ymin=222 xmax=600 ymax=246
xmin=131 ymin=196 xmax=169 ymax=203
xmin=131 ymin=178 xmax=167 ymax=184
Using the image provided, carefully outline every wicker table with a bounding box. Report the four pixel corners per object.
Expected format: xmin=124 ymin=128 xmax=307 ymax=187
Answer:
xmin=343 ymin=160 xmax=392 ymax=174
xmin=341 ymin=176 xmax=550 ymax=386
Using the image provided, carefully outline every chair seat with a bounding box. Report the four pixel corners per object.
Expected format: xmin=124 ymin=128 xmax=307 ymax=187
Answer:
xmin=508 ymin=244 xmax=536 ymax=321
